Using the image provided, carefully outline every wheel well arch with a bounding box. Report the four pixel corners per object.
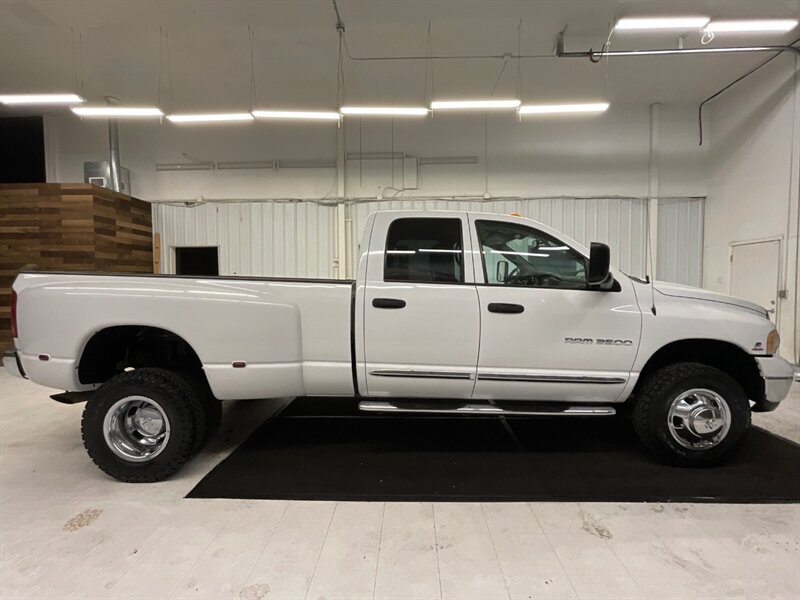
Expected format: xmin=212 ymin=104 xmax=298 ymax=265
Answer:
xmin=633 ymin=339 xmax=764 ymax=403
xmin=78 ymin=325 xmax=207 ymax=387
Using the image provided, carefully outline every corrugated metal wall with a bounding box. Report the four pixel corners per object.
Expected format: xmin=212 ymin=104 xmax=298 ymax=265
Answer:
xmin=153 ymin=197 xmax=703 ymax=284
xmin=349 ymin=197 xmax=649 ymax=278
xmin=657 ymin=197 xmax=704 ymax=286
xmin=153 ymin=202 xmax=335 ymax=277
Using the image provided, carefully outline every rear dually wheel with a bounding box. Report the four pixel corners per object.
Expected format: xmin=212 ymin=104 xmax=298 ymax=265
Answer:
xmin=81 ymin=368 xmax=204 ymax=482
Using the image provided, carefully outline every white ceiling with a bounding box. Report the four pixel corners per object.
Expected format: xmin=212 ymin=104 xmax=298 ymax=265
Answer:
xmin=1 ymin=0 xmax=799 ymax=115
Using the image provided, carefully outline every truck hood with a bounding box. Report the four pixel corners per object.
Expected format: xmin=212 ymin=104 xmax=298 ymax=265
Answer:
xmin=653 ymin=280 xmax=767 ymax=317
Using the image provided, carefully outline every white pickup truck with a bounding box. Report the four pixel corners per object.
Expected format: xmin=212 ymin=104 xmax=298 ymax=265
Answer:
xmin=4 ymin=210 xmax=794 ymax=481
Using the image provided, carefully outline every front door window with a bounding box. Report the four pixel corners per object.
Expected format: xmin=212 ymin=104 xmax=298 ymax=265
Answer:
xmin=475 ymin=220 xmax=587 ymax=289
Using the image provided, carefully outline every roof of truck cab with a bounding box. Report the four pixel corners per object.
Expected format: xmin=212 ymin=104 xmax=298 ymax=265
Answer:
xmin=371 ymin=208 xmax=549 ymax=226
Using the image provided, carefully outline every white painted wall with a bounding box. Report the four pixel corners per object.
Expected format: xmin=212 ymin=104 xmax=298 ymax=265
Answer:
xmin=657 ymin=197 xmax=704 ymax=287
xmin=44 ymin=101 xmax=708 ymax=286
xmin=704 ymin=54 xmax=800 ymax=363
xmin=43 ymin=100 xmax=708 ymax=291
xmin=43 ymin=117 xmax=341 ymax=201
xmin=153 ymin=202 xmax=336 ymax=277
xmin=44 ymin=103 xmax=707 ymax=201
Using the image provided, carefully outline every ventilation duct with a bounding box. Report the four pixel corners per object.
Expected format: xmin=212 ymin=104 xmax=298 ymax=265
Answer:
xmin=83 ymin=96 xmax=132 ymax=194
xmin=106 ymin=96 xmax=122 ymax=193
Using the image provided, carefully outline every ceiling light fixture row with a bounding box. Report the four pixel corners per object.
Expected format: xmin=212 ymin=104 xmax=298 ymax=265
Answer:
xmin=338 ymin=101 xmax=611 ymax=117
xmin=0 ymin=100 xmax=611 ymax=119
xmin=0 ymin=93 xmax=85 ymax=105
xmin=614 ymin=17 xmax=797 ymax=33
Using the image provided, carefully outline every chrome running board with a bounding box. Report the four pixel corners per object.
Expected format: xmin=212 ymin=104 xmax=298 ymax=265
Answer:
xmin=358 ymin=400 xmax=616 ymax=417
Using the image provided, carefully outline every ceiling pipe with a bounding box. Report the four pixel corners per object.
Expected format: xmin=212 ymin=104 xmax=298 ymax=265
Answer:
xmin=555 ymin=31 xmax=800 ymax=63
xmin=331 ymin=1 xmax=799 ymax=145
xmin=331 ymin=0 xmax=553 ymax=61
xmin=556 ymin=32 xmax=800 ymax=145
xmin=343 ymin=45 xmax=555 ymax=61
xmin=697 ymin=38 xmax=800 ymax=145
xmin=339 ymin=26 xmax=800 ymax=63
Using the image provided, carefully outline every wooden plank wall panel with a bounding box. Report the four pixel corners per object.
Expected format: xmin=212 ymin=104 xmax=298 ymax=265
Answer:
xmin=0 ymin=183 xmax=153 ymax=351
xmin=92 ymin=189 xmax=153 ymax=272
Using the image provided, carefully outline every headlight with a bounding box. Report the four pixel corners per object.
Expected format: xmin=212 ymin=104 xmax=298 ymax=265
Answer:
xmin=767 ymin=329 xmax=781 ymax=355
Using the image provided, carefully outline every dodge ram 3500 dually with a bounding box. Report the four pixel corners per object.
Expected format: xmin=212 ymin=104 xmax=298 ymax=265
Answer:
xmin=4 ymin=211 xmax=794 ymax=481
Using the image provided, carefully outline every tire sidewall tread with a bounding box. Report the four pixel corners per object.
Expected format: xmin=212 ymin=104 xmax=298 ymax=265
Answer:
xmin=176 ymin=371 xmax=221 ymax=451
xmin=632 ymin=362 xmax=751 ymax=467
xmin=81 ymin=368 xmax=201 ymax=482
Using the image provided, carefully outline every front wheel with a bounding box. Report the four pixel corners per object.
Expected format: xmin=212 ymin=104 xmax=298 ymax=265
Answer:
xmin=81 ymin=368 xmax=201 ymax=482
xmin=632 ymin=362 xmax=751 ymax=467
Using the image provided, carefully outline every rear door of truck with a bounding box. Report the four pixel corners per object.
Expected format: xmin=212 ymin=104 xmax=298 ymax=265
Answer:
xmin=358 ymin=212 xmax=480 ymax=398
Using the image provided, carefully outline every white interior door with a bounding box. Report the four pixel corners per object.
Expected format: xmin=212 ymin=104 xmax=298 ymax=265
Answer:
xmin=730 ymin=240 xmax=780 ymax=322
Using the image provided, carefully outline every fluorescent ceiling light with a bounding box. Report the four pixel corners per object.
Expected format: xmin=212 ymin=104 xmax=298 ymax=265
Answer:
xmin=167 ymin=113 xmax=254 ymax=123
xmin=431 ymin=99 xmax=521 ymax=110
xmin=0 ymin=93 xmax=84 ymax=105
xmin=72 ymin=106 xmax=163 ymax=117
xmin=704 ymin=19 xmax=798 ymax=33
xmin=340 ymin=106 xmax=429 ymax=117
xmin=598 ymin=46 xmax=779 ymax=57
xmin=519 ymin=102 xmax=610 ymax=115
xmin=615 ymin=17 xmax=710 ymax=30
xmin=252 ymin=110 xmax=340 ymax=121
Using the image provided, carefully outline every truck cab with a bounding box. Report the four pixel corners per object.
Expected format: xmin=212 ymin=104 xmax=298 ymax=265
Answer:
xmin=356 ymin=211 xmax=638 ymax=404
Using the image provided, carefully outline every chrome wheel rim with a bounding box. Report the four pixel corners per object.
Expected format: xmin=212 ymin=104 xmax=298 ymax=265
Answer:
xmin=103 ymin=396 xmax=171 ymax=462
xmin=667 ymin=388 xmax=731 ymax=450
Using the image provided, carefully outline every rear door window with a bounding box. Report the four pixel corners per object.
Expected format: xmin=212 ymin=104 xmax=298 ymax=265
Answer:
xmin=384 ymin=218 xmax=464 ymax=283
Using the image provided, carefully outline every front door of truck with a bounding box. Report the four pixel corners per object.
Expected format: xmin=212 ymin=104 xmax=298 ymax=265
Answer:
xmin=361 ymin=213 xmax=480 ymax=398
xmin=468 ymin=215 xmax=641 ymax=403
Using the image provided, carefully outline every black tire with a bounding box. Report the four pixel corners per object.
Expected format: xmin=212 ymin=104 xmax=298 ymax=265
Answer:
xmin=177 ymin=371 xmax=221 ymax=452
xmin=81 ymin=368 xmax=201 ymax=482
xmin=632 ymin=362 xmax=751 ymax=467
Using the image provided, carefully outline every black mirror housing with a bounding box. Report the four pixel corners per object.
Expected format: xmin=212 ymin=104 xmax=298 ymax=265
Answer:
xmin=588 ymin=242 xmax=612 ymax=287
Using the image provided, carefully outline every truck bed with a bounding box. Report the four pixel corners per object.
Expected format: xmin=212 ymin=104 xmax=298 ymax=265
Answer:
xmin=13 ymin=272 xmax=355 ymax=399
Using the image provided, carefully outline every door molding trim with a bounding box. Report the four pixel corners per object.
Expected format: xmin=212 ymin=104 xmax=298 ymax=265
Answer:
xmin=369 ymin=369 xmax=474 ymax=380
xmin=477 ymin=373 xmax=627 ymax=384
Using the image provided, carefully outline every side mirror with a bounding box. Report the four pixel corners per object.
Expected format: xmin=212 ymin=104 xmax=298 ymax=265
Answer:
xmin=588 ymin=242 xmax=612 ymax=287
xmin=496 ymin=260 xmax=509 ymax=283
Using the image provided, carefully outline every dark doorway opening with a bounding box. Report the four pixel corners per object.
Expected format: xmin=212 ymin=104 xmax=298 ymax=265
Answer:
xmin=175 ymin=247 xmax=219 ymax=276
xmin=0 ymin=116 xmax=46 ymax=183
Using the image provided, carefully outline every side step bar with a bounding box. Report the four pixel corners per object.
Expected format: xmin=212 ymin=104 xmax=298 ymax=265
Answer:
xmin=358 ymin=400 xmax=616 ymax=417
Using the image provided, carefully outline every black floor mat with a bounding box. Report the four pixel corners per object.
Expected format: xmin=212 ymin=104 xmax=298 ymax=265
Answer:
xmin=187 ymin=398 xmax=800 ymax=503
